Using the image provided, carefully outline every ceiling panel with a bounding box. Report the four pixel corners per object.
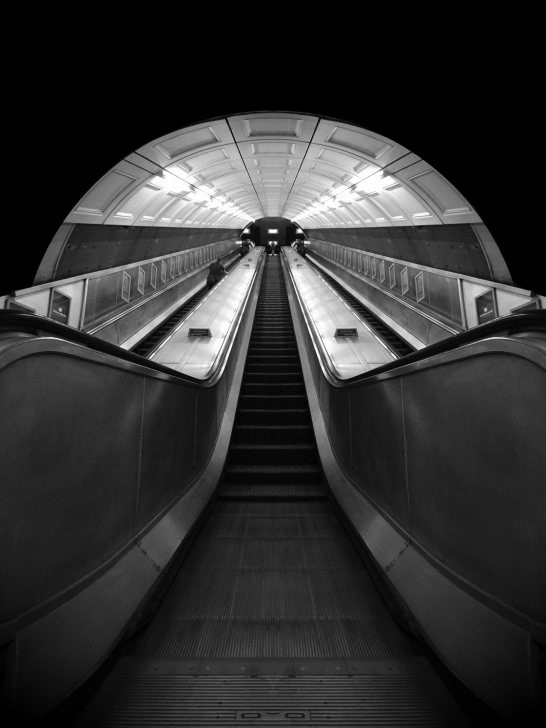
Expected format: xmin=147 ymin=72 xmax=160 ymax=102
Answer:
xmin=66 ymin=112 xmax=482 ymax=230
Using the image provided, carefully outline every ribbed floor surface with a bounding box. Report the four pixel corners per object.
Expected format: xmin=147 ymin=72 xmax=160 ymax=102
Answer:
xmin=76 ymin=674 xmax=469 ymax=727
xmin=73 ymin=256 xmax=471 ymax=726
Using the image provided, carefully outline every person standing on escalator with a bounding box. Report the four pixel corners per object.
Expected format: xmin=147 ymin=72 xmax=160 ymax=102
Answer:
xmin=294 ymin=234 xmax=306 ymax=257
xmin=206 ymin=257 xmax=226 ymax=289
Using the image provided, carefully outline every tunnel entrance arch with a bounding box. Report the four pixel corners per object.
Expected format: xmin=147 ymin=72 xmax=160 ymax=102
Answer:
xmin=33 ymin=111 xmax=511 ymax=292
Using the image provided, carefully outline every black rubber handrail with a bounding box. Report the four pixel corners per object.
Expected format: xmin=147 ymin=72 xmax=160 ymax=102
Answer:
xmin=2 ymin=300 xmax=545 ymax=389
xmin=0 ymin=253 xmax=265 ymax=387
xmin=340 ymin=309 xmax=546 ymax=385
xmin=281 ymin=252 xmax=546 ymax=386
xmin=0 ymin=310 xmax=204 ymax=384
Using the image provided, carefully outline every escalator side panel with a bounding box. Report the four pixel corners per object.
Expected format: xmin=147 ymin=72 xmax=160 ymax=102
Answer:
xmin=0 ymin=255 xmax=262 ymax=720
xmin=284 ymin=250 xmax=546 ymax=723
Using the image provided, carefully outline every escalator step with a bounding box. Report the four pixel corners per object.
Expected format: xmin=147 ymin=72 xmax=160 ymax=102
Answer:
xmin=236 ymin=409 xmax=310 ymax=426
xmin=228 ymin=444 xmax=318 ymax=467
xmin=223 ymin=465 xmax=322 ymax=486
xmin=244 ymin=373 xmax=302 ymax=383
xmin=238 ymin=395 xmax=308 ymax=409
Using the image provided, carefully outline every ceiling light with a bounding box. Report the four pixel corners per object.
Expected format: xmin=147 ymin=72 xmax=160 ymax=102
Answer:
xmin=337 ymin=190 xmax=359 ymax=203
xmin=187 ymin=189 xmax=210 ymax=203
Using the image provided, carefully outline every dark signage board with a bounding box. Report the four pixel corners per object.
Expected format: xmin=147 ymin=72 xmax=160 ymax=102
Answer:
xmin=475 ymin=290 xmax=497 ymax=325
xmin=49 ymin=290 xmax=71 ymax=324
xmin=334 ymin=328 xmax=358 ymax=337
xmin=188 ymin=328 xmax=212 ymax=337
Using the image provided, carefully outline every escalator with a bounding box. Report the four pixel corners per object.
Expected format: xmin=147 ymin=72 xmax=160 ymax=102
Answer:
xmin=131 ymin=256 xmax=240 ymax=357
xmin=305 ymin=254 xmax=415 ymax=357
xmin=72 ymin=256 xmax=473 ymax=727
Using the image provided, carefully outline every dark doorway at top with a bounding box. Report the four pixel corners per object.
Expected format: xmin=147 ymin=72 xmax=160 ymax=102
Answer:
xmin=248 ymin=218 xmax=300 ymax=247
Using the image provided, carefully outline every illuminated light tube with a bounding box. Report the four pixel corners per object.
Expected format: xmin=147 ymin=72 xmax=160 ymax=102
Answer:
xmin=187 ymin=190 xmax=210 ymax=203
xmin=165 ymin=174 xmax=191 ymax=194
xmin=337 ymin=190 xmax=359 ymax=203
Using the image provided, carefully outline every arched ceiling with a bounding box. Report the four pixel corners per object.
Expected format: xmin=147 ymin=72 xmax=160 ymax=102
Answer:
xmin=65 ymin=113 xmax=482 ymax=232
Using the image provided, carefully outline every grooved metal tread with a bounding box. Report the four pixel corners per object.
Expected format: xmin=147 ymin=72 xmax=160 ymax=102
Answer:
xmin=75 ymin=672 xmax=470 ymax=727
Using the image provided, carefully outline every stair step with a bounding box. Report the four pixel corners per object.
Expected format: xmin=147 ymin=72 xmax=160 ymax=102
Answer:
xmin=219 ymin=484 xmax=326 ymax=500
xmin=241 ymin=382 xmax=305 ymax=395
xmin=236 ymin=409 xmax=310 ymax=426
xmin=223 ymin=464 xmax=322 ymax=485
xmin=228 ymin=443 xmax=317 ymax=467
xmin=238 ymin=395 xmax=308 ymax=409
xmin=232 ymin=425 xmax=314 ymax=445
xmin=249 ymin=346 xmax=297 ymax=351
xmin=246 ymin=363 xmax=299 ymax=369
xmin=244 ymin=372 xmax=302 ymax=383
xmin=246 ymin=356 xmax=299 ymax=361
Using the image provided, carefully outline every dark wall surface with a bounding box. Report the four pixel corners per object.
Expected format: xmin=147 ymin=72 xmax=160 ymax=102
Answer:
xmin=249 ymin=218 xmax=297 ymax=247
xmin=308 ymin=225 xmax=490 ymax=280
xmin=50 ymin=224 xmax=238 ymax=280
xmin=2 ymin=26 xmax=541 ymax=295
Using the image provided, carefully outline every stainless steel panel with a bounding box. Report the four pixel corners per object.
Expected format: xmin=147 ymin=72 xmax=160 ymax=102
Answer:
xmin=136 ymin=379 xmax=197 ymax=532
xmin=328 ymin=388 xmax=351 ymax=473
xmin=194 ymin=385 xmax=219 ymax=472
xmin=0 ymin=353 xmax=142 ymax=622
xmin=349 ymin=379 xmax=410 ymax=531
xmin=403 ymin=352 xmax=546 ymax=621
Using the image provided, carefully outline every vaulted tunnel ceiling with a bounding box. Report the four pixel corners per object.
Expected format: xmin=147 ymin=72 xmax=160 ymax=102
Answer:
xmin=66 ymin=113 xmax=482 ymax=232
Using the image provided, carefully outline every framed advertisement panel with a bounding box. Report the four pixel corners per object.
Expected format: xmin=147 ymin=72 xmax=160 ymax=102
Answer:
xmin=475 ymin=289 xmax=498 ymax=324
xmin=49 ymin=290 xmax=71 ymax=324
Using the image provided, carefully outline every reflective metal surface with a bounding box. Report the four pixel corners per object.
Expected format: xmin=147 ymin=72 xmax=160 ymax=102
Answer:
xmin=283 ymin=253 xmax=546 ymax=721
xmin=0 ymin=255 xmax=264 ymax=715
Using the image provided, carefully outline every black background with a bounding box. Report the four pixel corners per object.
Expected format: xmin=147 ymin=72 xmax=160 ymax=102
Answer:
xmin=2 ymin=19 xmax=541 ymax=295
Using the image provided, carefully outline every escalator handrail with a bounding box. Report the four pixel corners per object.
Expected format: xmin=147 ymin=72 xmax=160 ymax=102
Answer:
xmin=281 ymin=251 xmax=546 ymax=387
xmin=0 ymin=251 xmax=265 ymax=387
